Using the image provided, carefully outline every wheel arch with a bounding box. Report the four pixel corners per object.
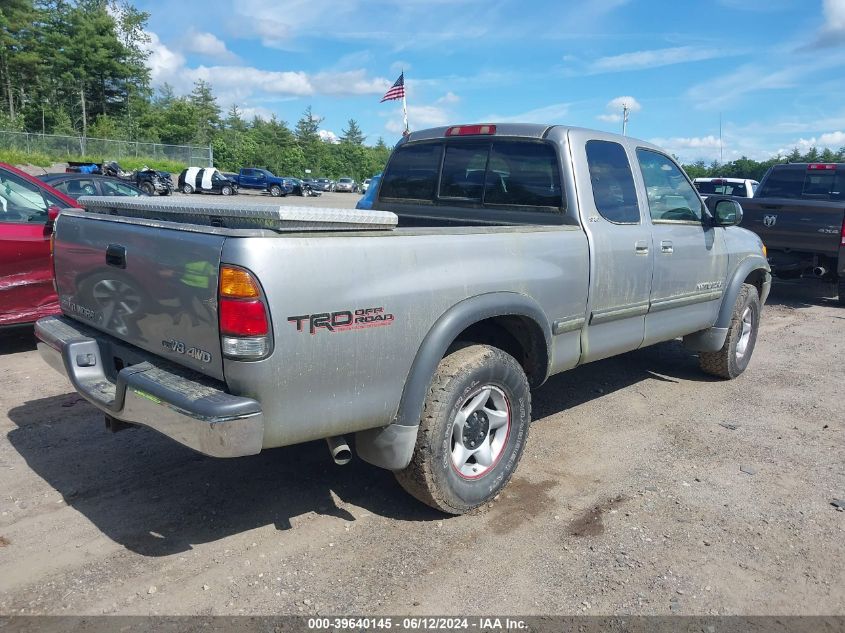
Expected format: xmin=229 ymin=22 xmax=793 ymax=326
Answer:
xmin=394 ymin=292 xmax=551 ymax=428
xmin=716 ymin=256 xmax=770 ymax=330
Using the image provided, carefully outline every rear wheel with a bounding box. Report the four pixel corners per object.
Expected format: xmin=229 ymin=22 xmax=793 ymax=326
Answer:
xmin=394 ymin=344 xmax=531 ymax=514
xmin=699 ymin=283 xmax=761 ymax=379
xmin=269 ymin=185 xmax=282 ymax=197
xmin=182 ymin=183 xmax=194 ymax=194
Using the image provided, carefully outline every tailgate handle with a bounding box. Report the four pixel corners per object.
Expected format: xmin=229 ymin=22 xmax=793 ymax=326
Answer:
xmin=106 ymin=244 xmax=126 ymax=269
xmin=762 ymin=205 xmax=782 ymax=210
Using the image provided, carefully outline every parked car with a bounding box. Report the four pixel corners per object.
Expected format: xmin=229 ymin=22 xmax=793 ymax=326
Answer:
xmin=35 ymin=122 xmax=770 ymax=515
xmin=312 ymin=178 xmax=335 ymax=192
xmin=335 ymin=177 xmax=357 ymax=193
xmin=360 ymin=178 xmax=372 ymax=194
xmin=283 ymin=177 xmax=319 ymax=197
xmin=355 ymin=173 xmax=381 ymax=210
xmin=0 ymin=162 xmax=77 ymax=326
xmin=230 ymin=168 xmax=294 ymax=197
xmin=66 ymin=161 xmax=174 ymax=196
xmin=694 ymin=177 xmax=758 ymax=199
xmin=178 ymin=167 xmax=238 ymax=195
xmin=738 ymin=163 xmax=845 ymax=304
xmin=39 ymin=174 xmax=146 ymax=199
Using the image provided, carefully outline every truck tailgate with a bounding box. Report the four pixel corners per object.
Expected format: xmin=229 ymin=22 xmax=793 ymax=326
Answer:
xmin=53 ymin=212 xmax=226 ymax=380
xmin=741 ymin=198 xmax=845 ymax=256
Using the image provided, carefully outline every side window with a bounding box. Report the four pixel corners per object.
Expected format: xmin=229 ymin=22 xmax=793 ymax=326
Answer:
xmin=56 ymin=178 xmax=97 ymax=198
xmin=759 ymin=169 xmax=803 ymax=198
xmin=101 ymin=180 xmax=140 ymax=196
xmin=585 ymin=140 xmax=640 ymax=223
xmin=636 ymin=149 xmax=703 ymax=223
xmin=484 ymin=141 xmax=562 ymax=208
xmin=0 ymin=169 xmax=49 ymax=223
xmin=380 ymin=143 xmax=442 ymax=202
xmin=439 ymin=141 xmax=489 ymax=200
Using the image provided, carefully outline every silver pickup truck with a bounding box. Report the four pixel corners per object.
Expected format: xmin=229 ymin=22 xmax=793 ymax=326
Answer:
xmin=35 ymin=123 xmax=771 ymax=514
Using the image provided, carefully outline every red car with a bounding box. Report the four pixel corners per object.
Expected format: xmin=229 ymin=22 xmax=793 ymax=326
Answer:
xmin=0 ymin=163 xmax=78 ymax=327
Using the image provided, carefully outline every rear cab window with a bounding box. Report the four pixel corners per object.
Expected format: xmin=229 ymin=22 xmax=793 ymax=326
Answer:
xmin=762 ymin=166 xmax=845 ymax=200
xmin=585 ymin=140 xmax=641 ymax=224
xmin=695 ymin=180 xmax=749 ymax=197
xmin=379 ymin=138 xmax=564 ymax=221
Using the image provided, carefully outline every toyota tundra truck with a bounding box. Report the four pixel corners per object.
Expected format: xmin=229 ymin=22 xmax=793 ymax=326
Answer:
xmin=35 ymin=124 xmax=770 ymax=514
xmin=737 ymin=162 xmax=845 ymax=305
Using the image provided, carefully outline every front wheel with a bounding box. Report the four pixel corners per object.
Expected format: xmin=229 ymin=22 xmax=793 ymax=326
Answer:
xmin=221 ymin=185 xmax=233 ymax=196
xmin=699 ymin=283 xmax=761 ymax=379
xmin=139 ymin=181 xmax=155 ymax=196
xmin=395 ymin=344 xmax=531 ymax=514
xmin=269 ymin=185 xmax=282 ymax=197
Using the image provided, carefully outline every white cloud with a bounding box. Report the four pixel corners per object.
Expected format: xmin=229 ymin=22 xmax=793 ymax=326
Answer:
xmin=607 ymin=96 xmax=642 ymax=112
xmin=825 ymin=0 xmax=845 ymax=30
xmin=590 ymin=46 xmax=725 ymax=73
xmin=386 ymin=104 xmax=451 ymax=134
xmin=184 ymin=30 xmax=239 ymax=62
xmin=437 ymin=92 xmax=461 ymax=105
xmin=319 ymin=130 xmax=340 ymax=144
xmin=597 ymin=113 xmax=621 ymax=123
xmin=649 ymin=136 xmax=722 ymax=150
xmin=143 ymin=31 xmax=185 ymax=87
xmin=789 ymin=130 xmax=845 ymax=151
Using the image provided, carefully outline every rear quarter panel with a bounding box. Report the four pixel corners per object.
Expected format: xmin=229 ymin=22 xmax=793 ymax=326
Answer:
xmin=221 ymin=226 xmax=589 ymax=448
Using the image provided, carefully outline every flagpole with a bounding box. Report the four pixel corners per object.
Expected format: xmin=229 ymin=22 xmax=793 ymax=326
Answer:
xmin=402 ymin=71 xmax=409 ymax=134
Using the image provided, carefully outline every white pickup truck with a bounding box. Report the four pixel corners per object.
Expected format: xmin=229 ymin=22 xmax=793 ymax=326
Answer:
xmin=36 ymin=123 xmax=770 ymax=514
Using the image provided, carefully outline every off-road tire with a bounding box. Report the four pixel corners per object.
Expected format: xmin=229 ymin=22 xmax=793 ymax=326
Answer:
xmin=269 ymin=185 xmax=282 ymax=197
xmin=837 ymin=278 xmax=845 ymax=307
xmin=182 ymin=183 xmax=194 ymax=194
xmin=394 ymin=344 xmax=531 ymax=515
xmin=699 ymin=283 xmax=761 ymax=379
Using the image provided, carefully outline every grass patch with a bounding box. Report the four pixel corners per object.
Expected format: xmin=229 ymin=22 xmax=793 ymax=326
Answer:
xmin=0 ymin=148 xmax=188 ymax=174
xmin=0 ymin=148 xmax=53 ymax=167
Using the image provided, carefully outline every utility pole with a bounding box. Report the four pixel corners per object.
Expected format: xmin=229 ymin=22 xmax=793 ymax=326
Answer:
xmin=622 ymin=103 xmax=629 ymax=136
xmin=719 ymin=112 xmax=723 ymax=164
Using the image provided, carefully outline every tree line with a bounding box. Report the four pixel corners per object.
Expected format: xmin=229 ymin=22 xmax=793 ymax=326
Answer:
xmin=1 ymin=0 xmax=843 ymax=181
xmin=0 ymin=0 xmax=390 ymax=179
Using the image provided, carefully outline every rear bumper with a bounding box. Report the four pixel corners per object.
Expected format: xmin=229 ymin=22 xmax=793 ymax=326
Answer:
xmin=35 ymin=315 xmax=264 ymax=458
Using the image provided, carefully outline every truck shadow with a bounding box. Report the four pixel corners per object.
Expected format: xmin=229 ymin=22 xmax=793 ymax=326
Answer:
xmin=764 ymin=278 xmax=839 ymax=309
xmin=6 ymin=340 xmax=709 ymax=557
xmin=0 ymin=326 xmax=38 ymax=355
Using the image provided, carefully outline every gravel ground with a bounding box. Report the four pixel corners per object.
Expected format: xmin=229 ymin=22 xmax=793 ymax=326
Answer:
xmin=0 ymin=225 xmax=842 ymax=616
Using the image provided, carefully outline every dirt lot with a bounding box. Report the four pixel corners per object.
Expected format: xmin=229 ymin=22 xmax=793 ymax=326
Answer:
xmin=0 ymin=194 xmax=842 ymax=615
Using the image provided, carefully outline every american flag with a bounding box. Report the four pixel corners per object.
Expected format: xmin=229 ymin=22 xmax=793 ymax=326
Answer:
xmin=380 ymin=73 xmax=405 ymax=102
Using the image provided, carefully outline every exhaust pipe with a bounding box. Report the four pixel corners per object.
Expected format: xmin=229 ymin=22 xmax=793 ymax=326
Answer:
xmin=813 ymin=266 xmax=827 ymax=277
xmin=326 ymin=435 xmax=352 ymax=465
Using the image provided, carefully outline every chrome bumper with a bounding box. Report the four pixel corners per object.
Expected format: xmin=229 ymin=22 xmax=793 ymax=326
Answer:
xmin=35 ymin=316 xmax=264 ymax=458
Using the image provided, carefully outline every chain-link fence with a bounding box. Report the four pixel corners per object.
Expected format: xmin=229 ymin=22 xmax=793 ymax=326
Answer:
xmin=0 ymin=130 xmax=212 ymax=166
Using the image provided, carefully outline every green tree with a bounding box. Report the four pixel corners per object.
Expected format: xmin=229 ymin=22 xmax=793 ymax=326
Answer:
xmin=340 ymin=118 xmax=365 ymax=145
xmin=188 ymin=79 xmax=220 ymax=144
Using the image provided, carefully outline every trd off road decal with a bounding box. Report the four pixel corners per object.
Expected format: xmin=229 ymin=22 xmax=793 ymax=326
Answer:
xmin=288 ymin=306 xmax=395 ymax=334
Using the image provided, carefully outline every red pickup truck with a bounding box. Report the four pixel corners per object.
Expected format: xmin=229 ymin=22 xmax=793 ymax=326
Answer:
xmin=0 ymin=162 xmax=77 ymax=327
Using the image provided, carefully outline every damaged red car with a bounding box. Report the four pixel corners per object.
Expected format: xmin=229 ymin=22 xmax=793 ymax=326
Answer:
xmin=0 ymin=162 xmax=77 ymax=327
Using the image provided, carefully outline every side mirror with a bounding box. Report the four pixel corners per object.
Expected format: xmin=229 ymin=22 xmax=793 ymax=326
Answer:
xmin=705 ymin=196 xmax=743 ymax=227
xmin=45 ymin=205 xmax=61 ymax=233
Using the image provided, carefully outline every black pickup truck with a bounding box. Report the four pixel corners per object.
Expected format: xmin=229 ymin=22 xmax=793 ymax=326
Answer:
xmin=739 ymin=163 xmax=844 ymax=304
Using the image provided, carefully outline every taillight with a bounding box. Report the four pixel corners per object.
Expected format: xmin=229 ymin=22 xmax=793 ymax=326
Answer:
xmin=808 ymin=163 xmax=836 ymax=171
xmin=445 ymin=124 xmax=497 ymax=137
xmin=219 ymin=265 xmax=271 ymax=359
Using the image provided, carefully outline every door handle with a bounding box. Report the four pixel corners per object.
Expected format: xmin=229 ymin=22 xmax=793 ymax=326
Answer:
xmin=660 ymin=240 xmax=674 ymax=254
xmin=635 ymin=241 xmax=649 ymax=255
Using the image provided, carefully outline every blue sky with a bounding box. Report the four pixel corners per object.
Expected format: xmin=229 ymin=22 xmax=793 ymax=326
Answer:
xmin=136 ymin=0 xmax=845 ymax=162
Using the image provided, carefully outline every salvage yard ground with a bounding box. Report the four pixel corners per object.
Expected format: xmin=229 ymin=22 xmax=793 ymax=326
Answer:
xmin=0 ymin=191 xmax=842 ymax=615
